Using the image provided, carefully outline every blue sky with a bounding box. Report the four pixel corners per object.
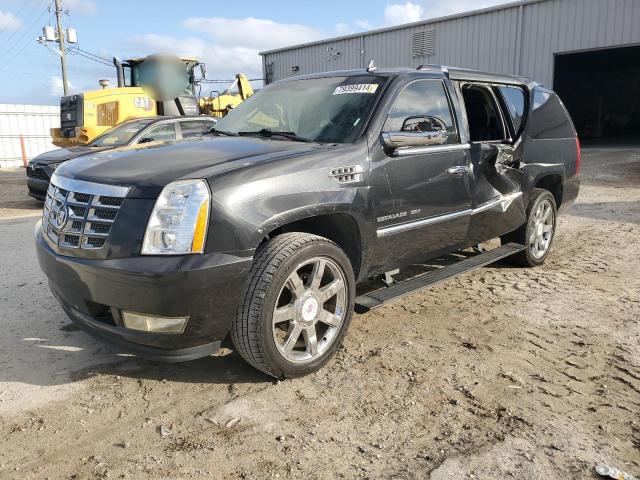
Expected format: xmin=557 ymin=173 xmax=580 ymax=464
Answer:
xmin=0 ymin=0 xmax=510 ymax=105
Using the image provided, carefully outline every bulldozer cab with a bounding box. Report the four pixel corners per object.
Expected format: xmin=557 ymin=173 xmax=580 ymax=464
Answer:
xmin=119 ymin=56 xmax=203 ymax=96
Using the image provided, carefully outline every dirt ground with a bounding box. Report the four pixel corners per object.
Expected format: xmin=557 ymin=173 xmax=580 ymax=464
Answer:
xmin=0 ymin=149 xmax=638 ymax=479
xmin=0 ymin=168 xmax=42 ymax=219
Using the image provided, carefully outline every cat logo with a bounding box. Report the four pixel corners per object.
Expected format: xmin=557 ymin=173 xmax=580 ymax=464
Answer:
xmin=134 ymin=97 xmax=154 ymax=111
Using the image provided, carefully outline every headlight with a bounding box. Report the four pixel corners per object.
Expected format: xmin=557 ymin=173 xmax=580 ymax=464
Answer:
xmin=141 ymin=179 xmax=210 ymax=255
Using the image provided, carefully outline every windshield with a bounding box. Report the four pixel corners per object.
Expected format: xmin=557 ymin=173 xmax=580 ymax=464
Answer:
xmin=89 ymin=120 xmax=153 ymax=147
xmin=215 ymin=76 xmax=388 ymax=143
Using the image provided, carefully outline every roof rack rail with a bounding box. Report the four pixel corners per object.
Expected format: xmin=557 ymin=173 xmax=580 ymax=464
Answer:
xmin=416 ymin=64 xmax=449 ymax=77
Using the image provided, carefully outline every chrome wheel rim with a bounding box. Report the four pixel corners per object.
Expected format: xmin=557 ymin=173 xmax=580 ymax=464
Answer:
xmin=529 ymin=199 xmax=554 ymax=259
xmin=272 ymin=256 xmax=347 ymax=364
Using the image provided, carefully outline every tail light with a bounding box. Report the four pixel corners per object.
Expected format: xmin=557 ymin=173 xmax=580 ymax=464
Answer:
xmin=575 ymin=137 xmax=581 ymax=176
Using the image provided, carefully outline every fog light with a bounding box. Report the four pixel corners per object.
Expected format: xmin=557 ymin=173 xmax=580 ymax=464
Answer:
xmin=122 ymin=311 xmax=188 ymax=334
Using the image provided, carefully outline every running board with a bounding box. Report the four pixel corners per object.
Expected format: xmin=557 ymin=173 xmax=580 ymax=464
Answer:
xmin=355 ymin=243 xmax=525 ymax=312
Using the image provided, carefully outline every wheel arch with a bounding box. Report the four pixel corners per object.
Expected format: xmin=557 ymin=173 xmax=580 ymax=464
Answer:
xmin=534 ymin=173 xmax=563 ymax=208
xmin=522 ymin=163 xmax=565 ymax=209
xmin=261 ymin=212 xmax=363 ymax=278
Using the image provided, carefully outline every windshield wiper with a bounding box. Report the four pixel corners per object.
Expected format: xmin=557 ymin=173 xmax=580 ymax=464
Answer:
xmin=237 ymin=128 xmax=313 ymax=143
xmin=207 ymin=127 xmax=238 ymax=137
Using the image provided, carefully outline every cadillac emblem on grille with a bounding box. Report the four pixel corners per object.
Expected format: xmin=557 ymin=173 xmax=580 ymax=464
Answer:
xmin=52 ymin=200 xmax=69 ymax=230
xmin=42 ymin=174 xmax=130 ymax=251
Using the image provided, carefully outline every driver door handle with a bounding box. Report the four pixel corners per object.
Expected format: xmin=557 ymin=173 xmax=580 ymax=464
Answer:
xmin=447 ymin=165 xmax=469 ymax=175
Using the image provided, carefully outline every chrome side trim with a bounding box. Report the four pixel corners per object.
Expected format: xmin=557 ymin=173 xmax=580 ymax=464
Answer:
xmin=393 ymin=143 xmax=471 ymax=157
xmin=376 ymin=191 xmax=523 ymax=237
xmin=472 ymin=191 xmax=522 ymax=214
xmin=51 ymin=172 xmax=131 ymax=197
xmin=377 ymin=208 xmax=471 ymax=237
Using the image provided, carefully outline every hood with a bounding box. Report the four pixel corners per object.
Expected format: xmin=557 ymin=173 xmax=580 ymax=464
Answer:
xmin=30 ymin=146 xmax=113 ymax=166
xmin=54 ymin=136 xmax=323 ymax=198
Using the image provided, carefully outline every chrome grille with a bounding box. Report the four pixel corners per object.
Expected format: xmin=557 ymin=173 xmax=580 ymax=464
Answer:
xmin=42 ymin=176 xmax=128 ymax=251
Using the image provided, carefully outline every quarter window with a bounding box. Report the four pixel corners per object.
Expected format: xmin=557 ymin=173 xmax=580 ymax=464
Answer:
xmin=497 ymin=85 xmax=526 ymax=135
xmin=384 ymin=80 xmax=458 ymax=144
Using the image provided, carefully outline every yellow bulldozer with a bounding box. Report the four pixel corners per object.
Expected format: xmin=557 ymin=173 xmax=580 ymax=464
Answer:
xmin=51 ymin=54 xmax=254 ymax=147
xmin=199 ymin=74 xmax=255 ymax=118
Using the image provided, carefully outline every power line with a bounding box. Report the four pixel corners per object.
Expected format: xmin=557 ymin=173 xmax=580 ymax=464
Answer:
xmin=0 ymin=1 xmax=51 ymax=73
xmin=68 ymin=47 xmax=112 ymax=67
xmin=75 ymin=47 xmax=113 ymax=67
xmin=0 ymin=0 xmax=49 ymax=53
xmin=76 ymin=47 xmax=111 ymax=64
xmin=0 ymin=1 xmax=30 ymax=34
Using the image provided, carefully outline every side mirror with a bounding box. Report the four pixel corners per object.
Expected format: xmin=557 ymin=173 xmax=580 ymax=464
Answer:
xmin=199 ymin=63 xmax=207 ymax=80
xmin=138 ymin=137 xmax=154 ymax=144
xmin=381 ymin=115 xmax=448 ymax=152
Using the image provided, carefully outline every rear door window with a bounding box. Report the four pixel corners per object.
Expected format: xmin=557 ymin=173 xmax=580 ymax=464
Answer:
xmin=461 ymin=84 xmax=508 ymax=142
xmin=180 ymin=120 xmax=214 ymax=138
xmin=497 ymin=85 xmax=526 ymax=136
xmin=138 ymin=123 xmax=176 ymax=143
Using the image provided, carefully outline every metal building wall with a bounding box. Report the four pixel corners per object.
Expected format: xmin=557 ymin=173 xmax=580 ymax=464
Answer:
xmin=262 ymin=0 xmax=640 ymax=87
xmin=0 ymin=104 xmax=59 ymax=168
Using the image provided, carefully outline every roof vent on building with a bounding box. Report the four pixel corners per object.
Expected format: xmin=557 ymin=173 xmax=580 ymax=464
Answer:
xmin=412 ymin=28 xmax=435 ymax=56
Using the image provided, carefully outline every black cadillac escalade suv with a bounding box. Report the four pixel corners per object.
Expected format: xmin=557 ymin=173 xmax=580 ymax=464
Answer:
xmin=36 ymin=66 xmax=580 ymax=378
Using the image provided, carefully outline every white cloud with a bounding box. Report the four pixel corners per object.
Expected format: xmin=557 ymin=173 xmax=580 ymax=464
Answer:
xmin=49 ymin=76 xmax=74 ymax=96
xmin=384 ymin=2 xmax=425 ymax=26
xmin=63 ymin=0 xmax=97 ymax=15
xmin=384 ymin=0 xmax=512 ymax=26
xmin=421 ymin=0 xmax=511 ymax=19
xmin=355 ymin=19 xmax=374 ymax=30
xmin=129 ymin=34 xmax=264 ymax=83
xmin=182 ymin=17 xmax=321 ymax=50
xmin=0 ymin=11 xmax=21 ymax=31
xmin=334 ymin=22 xmax=353 ymax=36
xmin=127 ymin=16 xmax=328 ymax=84
xmin=334 ymin=19 xmax=373 ymax=36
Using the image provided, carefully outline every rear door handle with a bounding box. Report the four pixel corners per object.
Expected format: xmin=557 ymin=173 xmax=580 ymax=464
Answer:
xmin=447 ymin=165 xmax=469 ymax=175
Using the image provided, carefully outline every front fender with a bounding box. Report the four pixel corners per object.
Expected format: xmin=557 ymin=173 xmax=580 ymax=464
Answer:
xmin=203 ymin=141 xmax=372 ymax=254
xmin=251 ymin=188 xmax=369 ymax=246
xmin=206 ymin=178 xmax=372 ymax=253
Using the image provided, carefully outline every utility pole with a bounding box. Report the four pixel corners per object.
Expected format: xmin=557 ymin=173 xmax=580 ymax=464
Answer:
xmin=54 ymin=0 xmax=69 ymax=96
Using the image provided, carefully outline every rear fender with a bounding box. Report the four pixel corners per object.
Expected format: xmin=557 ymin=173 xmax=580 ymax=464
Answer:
xmin=521 ymin=162 xmax=565 ymax=206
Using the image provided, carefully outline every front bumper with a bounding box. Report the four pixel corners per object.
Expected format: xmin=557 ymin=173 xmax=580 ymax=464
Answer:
xmin=35 ymin=225 xmax=253 ymax=361
xmin=26 ymin=166 xmax=52 ymax=201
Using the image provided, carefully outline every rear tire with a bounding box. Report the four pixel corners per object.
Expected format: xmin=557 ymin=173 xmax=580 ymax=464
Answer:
xmin=502 ymin=188 xmax=557 ymax=267
xmin=231 ymin=233 xmax=355 ymax=378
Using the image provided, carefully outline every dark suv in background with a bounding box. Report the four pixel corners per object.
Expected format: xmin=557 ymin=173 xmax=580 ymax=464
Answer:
xmin=26 ymin=115 xmax=216 ymax=201
xmin=35 ymin=66 xmax=580 ymax=378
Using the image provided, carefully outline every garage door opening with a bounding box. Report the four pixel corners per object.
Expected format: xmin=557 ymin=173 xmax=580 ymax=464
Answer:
xmin=554 ymin=45 xmax=640 ymax=144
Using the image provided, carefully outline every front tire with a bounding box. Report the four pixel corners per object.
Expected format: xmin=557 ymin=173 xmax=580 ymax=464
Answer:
xmin=231 ymin=233 xmax=355 ymax=378
xmin=502 ymin=188 xmax=557 ymax=267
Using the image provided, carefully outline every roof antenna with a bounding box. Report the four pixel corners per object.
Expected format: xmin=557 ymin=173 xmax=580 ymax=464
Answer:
xmin=366 ymin=59 xmax=377 ymax=72
xmin=416 ymin=64 xmax=423 ymax=70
